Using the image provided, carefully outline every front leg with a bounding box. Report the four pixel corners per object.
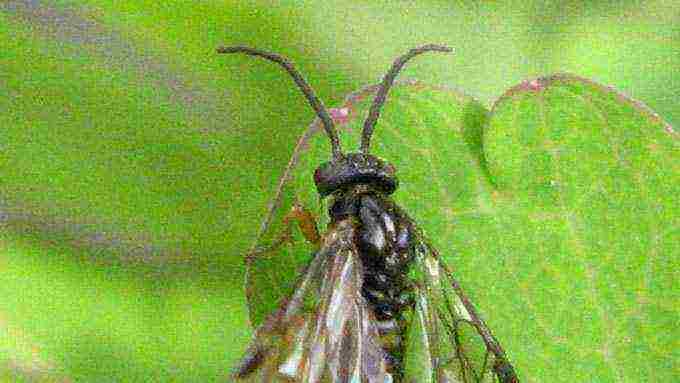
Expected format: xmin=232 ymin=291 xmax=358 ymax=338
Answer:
xmin=246 ymin=201 xmax=320 ymax=265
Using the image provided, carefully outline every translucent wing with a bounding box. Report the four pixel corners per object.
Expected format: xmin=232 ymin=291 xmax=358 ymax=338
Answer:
xmin=233 ymin=219 xmax=394 ymax=383
xmin=403 ymin=230 xmax=518 ymax=383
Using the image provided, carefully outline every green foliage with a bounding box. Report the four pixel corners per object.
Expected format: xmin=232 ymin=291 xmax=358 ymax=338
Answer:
xmin=245 ymin=79 xmax=677 ymax=381
xmin=1 ymin=1 xmax=677 ymax=382
xmin=484 ymin=75 xmax=677 ymax=381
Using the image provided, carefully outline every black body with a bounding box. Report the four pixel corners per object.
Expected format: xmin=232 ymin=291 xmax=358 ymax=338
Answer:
xmin=319 ymin=149 xmax=412 ymax=372
xmin=328 ymin=186 xmax=414 ymax=373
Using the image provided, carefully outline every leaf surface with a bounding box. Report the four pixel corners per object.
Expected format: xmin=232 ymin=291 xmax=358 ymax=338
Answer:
xmin=246 ymin=76 xmax=677 ymax=382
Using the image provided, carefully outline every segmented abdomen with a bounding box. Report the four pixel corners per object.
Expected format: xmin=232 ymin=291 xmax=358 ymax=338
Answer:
xmin=356 ymin=193 xmax=415 ymax=375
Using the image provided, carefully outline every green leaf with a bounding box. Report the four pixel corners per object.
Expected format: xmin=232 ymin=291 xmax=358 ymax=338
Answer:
xmin=246 ymin=75 xmax=677 ymax=381
xmin=484 ymin=74 xmax=678 ymax=381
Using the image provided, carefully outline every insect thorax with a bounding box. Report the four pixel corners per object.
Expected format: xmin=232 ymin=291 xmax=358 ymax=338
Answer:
xmin=328 ymin=185 xmax=416 ymax=372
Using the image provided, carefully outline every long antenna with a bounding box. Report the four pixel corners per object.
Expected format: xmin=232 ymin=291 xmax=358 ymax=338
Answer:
xmin=360 ymin=44 xmax=453 ymax=154
xmin=217 ymin=46 xmax=343 ymax=160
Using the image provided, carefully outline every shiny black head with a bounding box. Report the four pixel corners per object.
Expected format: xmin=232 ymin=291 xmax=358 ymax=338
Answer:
xmin=217 ymin=44 xmax=452 ymax=197
xmin=314 ymin=153 xmax=397 ymax=197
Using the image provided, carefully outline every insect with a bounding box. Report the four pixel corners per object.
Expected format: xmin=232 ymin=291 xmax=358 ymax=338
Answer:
xmin=219 ymin=44 xmax=519 ymax=383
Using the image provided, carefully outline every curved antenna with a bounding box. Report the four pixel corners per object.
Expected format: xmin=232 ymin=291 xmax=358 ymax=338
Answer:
xmin=360 ymin=44 xmax=453 ymax=154
xmin=217 ymin=46 xmax=343 ymax=160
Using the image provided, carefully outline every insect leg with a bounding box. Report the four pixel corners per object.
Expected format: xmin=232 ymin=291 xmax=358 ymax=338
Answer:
xmin=246 ymin=201 xmax=321 ymax=264
xmin=284 ymin=201 xmax=321 ymax=245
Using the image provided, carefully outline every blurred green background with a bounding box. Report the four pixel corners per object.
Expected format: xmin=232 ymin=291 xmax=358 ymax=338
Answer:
xmin=0 ymin=1 xmax=677 ymax=382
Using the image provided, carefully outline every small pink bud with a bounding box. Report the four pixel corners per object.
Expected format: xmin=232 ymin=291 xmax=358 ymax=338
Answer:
xmin=526 ymin=79 xmax=544 ymax=92
xmin=329 ymin=107 xmax=350 ymax=124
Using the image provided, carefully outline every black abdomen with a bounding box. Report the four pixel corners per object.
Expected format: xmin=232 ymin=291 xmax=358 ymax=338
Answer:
xmin=357 ymin=194 xmax=414 ymax=320
xmin=331 ymin=192 xmax=415 ymax=374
